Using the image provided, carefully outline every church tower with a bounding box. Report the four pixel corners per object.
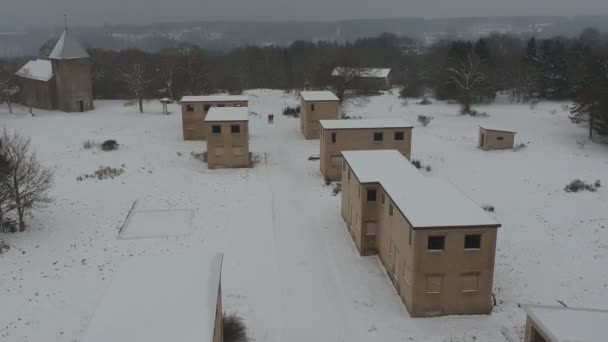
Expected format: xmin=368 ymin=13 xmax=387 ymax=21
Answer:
xmin=49 ymin=28 xmax=94 ymax=112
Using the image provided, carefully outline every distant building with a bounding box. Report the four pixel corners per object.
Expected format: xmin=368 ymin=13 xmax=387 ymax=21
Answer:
xmin=299 ymin=91 xmax=340 ymax=140
xmin=82 ymin=253 xmax=225 ymax=342
xmin=341 ymin=150 xmax=500 ymax=317
xmin=15 ymin=29 xmax=93 ymax=112
xmin=522 ymin=304 xmax=608 ymax=342
xmin=180 ymin=95 xmax=248 ymax=141
xmin=478 ymin=127 xmax=516 ymax=151
xmin=319 ymin=119 xmax=413 ymax=181
xmin=204 ymin=107 xmax=250 ymax=169
xmin=331 ymin=67 xmax=393 ymax=90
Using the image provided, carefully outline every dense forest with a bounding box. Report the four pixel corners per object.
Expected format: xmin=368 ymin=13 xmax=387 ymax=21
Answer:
xmin=2 ymin=28 xmax=608 ymax=137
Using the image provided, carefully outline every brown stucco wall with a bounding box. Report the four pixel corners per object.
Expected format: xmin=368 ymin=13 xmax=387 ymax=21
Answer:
xmin=182 ymin=101 xmax=248 ymax=140
xmin=52 ymin=59 xmax=94 ymax=112
xmin=206 ymin=120 xmax=250 ymax=169
xmin=213 ymin=285 xmax=223 ymax=342
xmin=19 ymin=77 xmax=56 ymax=110
xmin=341 ymin=160 xmax=498 ymax=317
xmin=479 ymin=128 xmax=516 ymax=151
xmin=300 ymin=98 xmax=339 ymax=140
xmin=320 ymin=127 xmax=412 ymax=181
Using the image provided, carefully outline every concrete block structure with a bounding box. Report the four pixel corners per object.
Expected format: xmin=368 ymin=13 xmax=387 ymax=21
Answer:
xmin=82 ymin=253 xmax=224 ymax=342
xmin=522 ymin=304 xmax=608 ymax=342
xmin=319 ymin=119 xmax=413 ymax=181
xmin=180 ymin=95 xmax=248 ymax=141
xmin=340 ymin=150 xmax=500 ymax=317
xmin=332 ymin=67 xmax=393 ymax=90
xmin=299 ymin=91 xmax=339 ymax=140
xmin=478 ymin=127 xmax=516 ymax=150
xmin=204 ymin=107 xmax=250 ymax=169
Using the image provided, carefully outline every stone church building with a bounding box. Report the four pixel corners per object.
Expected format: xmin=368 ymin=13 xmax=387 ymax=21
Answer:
xmin=16 ymin=29 xmax=94 ymax=112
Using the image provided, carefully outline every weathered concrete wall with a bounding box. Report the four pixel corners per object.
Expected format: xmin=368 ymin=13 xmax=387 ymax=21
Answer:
xmin=52 ymin=59 xmax=94 ymax=112
xmin=182 ymin=101 xmax=248 ymax=141
xmin=206 ymin=120 xmax=250 ymax=169
xmin=300 ymin=98 xmax=339 ymax=139
xmin=19 ymin=78 xmax=56 ymax=110
xmin=479 ymin=128 xmax=515 ymax=151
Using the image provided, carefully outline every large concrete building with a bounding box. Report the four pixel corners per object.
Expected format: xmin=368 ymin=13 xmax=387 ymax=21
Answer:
xmin=82 ymin=253 xmax=224 ymax=342
xmin=299 ymin=91 xmax=340 ymax=140
xmin=340 ymin=150 xmax=500 ymax=317
xmin=478 ymin=126 xmax=516 ymax=151
xmin=16 ymin=29 xmax=93 ymax=112
xmin=319 ymin=119 xmax=413 ymax=181
xmin=205 ymin=107 xmax=250 ymax=169
xmin=331 ymin=67 xmax=393 ymax=91
xmin=180 ymin=95 xmax=248 ymax=140
xmin=522 ymin=304 xmax=608 ymax=342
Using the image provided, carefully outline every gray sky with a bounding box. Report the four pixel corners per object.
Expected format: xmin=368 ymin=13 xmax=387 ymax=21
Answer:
xmin=3 ymin=0 xmax=608 ymax=29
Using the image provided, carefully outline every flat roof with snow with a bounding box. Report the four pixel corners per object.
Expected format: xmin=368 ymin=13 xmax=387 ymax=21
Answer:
xmin=480 ymin=126 xmax=517 ymax=134
xmin=300 ymin=91 xmax=339 ymax=102
xmin=331 ymin=67 xmax=392 ymax=78
xmin=180 ymin=95 xmax=249 ymax=103
xmin=342 ymin=150 xmax=500 ymax=229
xmin=15 ymin=59 xmax=53 ymax=82
xmin=82 ymin=253 xmax=223 ymax=342
xmin=523 ymin=304 xmax=608 ymax=342
xmin=204 ymin=107 xmax=249 ymax=122
xmin=320 ymin=119 xmax=413 ymax=130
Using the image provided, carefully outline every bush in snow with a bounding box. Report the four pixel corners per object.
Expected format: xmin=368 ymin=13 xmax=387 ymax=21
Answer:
xmin=331 ymin=183 xmax=342 ymax=196
xmin=418 ymin=96 xmax=432 ymax=105
xmin=411 ymin=159 xmax=422 ymax=169
xmin=282 ymin=106 xmax=300 ymax=117
xmin=417 ymin=115 xmax=434 ymax=127
xmin=513 ymin=143 xmax=527 ymax=151
xmin=82 ymin=140 xmax=97 ymax=149
xmin=101 ymin=140 xmax=119 ymax=151
xmin=191 ymin=151 xmax=207 ymax=163
xmin=564 ymin=179 xmax=601 ymax=193
xmin=77 ymin=165 xmax=125 ymax=181
xmin=340 ymin=114 xmax=363 ymax=120
xmin=223 ymin=312 xmax=249 ymax=342
xmin=482 ymin=204 xmax=495 ymax=213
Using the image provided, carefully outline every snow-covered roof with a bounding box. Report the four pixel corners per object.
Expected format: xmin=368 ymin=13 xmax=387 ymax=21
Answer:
xmin=480 ymin=126 xmax=517 ymax=134
xmin=332 ymin=67 xmax=392 ymax=78
xmin=49 ymin=30 xmax=89 ymax=60
xmin=342 ymin=150 xmax=500 ymax=229
xmin=82 ymin=252 xmax=223 ymax=342
xmin=300 ymin=91 xmax=339 ymax=102
xmin=15 ymin=59 xmax=53 ymax=82
xmin=180 ymin=95 xmax=249 ymax=103
xmin=204 ymin=107 xmax=249 ymax=122
xmin=320 ymin=119 xmax=413 ymax=130
xmin=523 ymin=304 xmax=608 ymax=342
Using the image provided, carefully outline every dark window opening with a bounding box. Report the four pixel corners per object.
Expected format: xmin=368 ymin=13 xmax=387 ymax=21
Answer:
xmin=203 ymin=105 xmax=211 ymax=111
xmin=497 ymin=137 xmax=504 ymax=141
xmin=218 ymin=104 xmax=226 ymax=107
xmin=311 ymin=104 xmax=316 ymax=111
xmin=394 ymin=131 xmax=404 ymax=141
xmin=231 ymin=125 xmax=240 ymax=134
xmin=389 ymin=204 xmax=394 ymax=216
xmin=186 ymin=104 xmax=195 ymax=112
xmin=367 ymin=189 xmax=377 ymax=202
xmin=212 ymin=125 xmax=222 ymax=134
xmin=464 ymin=234 xmax=481 ymax=249
xmin=373 ymin=132 xmax=383 ymax=142
xmin=331 ymin=133 xmax=336 ymax=143
xmin=427 ymin=236 xmax=445 ymax=251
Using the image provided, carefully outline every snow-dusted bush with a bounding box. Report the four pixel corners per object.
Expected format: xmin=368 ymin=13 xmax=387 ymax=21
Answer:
xmin=191 ymin=151 xmax=207 ymax=163
xmin=482 ymin=204 xmax=495 ymax=213
xmin=564 ymin=179 xmax=601 ymax=193
xmin=332 ymin=183 xmax=342 ymax=196
xmin=82 ymin=140 xmax=97 ymax=149
xmin=77 ymin=166 xmax=125 ymax=181
xmin=223 ymin=312 xmax=249 ymax=342
xmin=417 ymin=115 xmax=434 ymax=127
xmin=513 ymin=143 xmax=527 ymax=151
xmin=467 ymin=109 xmax=489 ymax=117
xmin=340 ymin=114 xmax=363 ymax=120
xmin=418 ymin=96 xmax=432 ymax=105
xmin=411 ymin=159 xmax=432 ymax=172
xmin=101 ymin=140 xmax=119 ymax=151
xmin=282 ymin=106 xmax=300 ymax=117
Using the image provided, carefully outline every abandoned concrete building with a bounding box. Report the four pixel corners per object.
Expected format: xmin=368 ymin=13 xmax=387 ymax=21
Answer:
xmin=478 ymin=126 xmax=516 ymax=151
xmin=204 ymin=107 xmax=250 ymax=169
xmin=180 ymin=95 xmax=249 ymax=140
xmin=299 ymin=91 xmax=340 ymax=140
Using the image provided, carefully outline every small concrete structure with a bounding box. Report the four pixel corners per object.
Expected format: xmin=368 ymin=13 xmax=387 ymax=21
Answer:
xmin=204 ymin=107 xmax=250 ymax=169
xmin=522 ymin=304 xmax=608 ymax=342
xmin=180 ymin=95 xmax=248 ymax=141
xmin=82 ymin=253 xmax=224 ymax=342
xmin=319 ymin=119 xmax=413 ymax=181
xmin=299 ymin=91 xmax=339 ymax=140
xmin=478 ymin=126 xmax=516 ymax=150
xmin=341 ymin=150 xmax=500 ymax=317
xmin=332 ymin=67 xmax=392 ymax=90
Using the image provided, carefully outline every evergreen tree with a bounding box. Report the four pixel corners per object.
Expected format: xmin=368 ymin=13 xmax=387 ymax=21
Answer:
xmin=570 ymin=57 xmax=608 ymax=138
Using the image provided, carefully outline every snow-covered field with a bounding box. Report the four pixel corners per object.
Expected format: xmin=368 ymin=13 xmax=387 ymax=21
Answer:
xmin=1 ymin=90 xmax=607 ymax=342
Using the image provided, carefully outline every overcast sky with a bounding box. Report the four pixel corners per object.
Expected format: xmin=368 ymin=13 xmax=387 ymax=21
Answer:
xmin=3 ymin=0 xmax=608 ymax=29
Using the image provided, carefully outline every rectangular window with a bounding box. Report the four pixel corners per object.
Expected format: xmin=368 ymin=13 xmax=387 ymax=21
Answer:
xmin=381 ymin=193 xmax=385 ymax=204
xmin=235 ymin=104 xmax=242 ymax=107
xmin=394 ymin=131 xmax=404 ymax=141
xmin=212 ymin=125 xmax=222 ymax=135
xmin=311 ymin=104 xmax=315 ymax=111
xmin=464 ymin=234 xmax=481 ymax=250
xmin=331 ymin=133 xmax=336 ymax=143
xmin=409 ymin=229 xmax=412 ymax=245
xmin=373 ymin=132 xmax=383 ymax=142
xmin=461 ymin=272 xmax=480 ymax=292
xmin=427 ymin=236 xmax=445 ymax=251
xmin=367 ymin=189 xmax=377 ymax=202
xmin=389 ymin=204 xmax=394 ymax=216
xmin=218 ymin=104 xmax=226 ymax=107
xmin=497 ymin=137 xmax=504 ymax=141
xmin=203 ymin=104 xmax=211 ymax=112
xmin=231 ymin=125 xmax=241 ymax=134
xmin=348 ymin=170 xmax=351 ymax=180
xmin=186 ymin=104 xmax=195 ymax=112
xmin=425 ymin=274 xmax=443 ymax=294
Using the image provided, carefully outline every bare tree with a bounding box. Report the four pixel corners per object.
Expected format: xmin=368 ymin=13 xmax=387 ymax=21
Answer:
xmin=0 ymin=64 xmax=19 ymax=114
xmin=120 ymin=64 xmax=151 ymax=113
xmin=0 ymin=128 xmax=53 ymax=231
xmin=0 ymin=145 xmax=11 ymax=229
xmin=332 ymin=65 xmax=369 ymax=102
xmin=447 ymin=53 xmax=486 ymax=115
xmin=161 ymin=63 xmax=175 ymax=100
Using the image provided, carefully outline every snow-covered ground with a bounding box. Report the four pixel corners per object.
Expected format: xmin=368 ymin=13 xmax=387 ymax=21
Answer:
xmin=1 ymin=89 xmax=607 ymax=342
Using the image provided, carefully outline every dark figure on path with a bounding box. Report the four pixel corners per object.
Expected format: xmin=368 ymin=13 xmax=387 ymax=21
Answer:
xmin=268 ymin=113 xmax=274 ymax=124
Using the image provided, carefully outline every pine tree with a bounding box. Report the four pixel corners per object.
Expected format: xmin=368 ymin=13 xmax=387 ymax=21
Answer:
xmin=570 ymin=58 xmax=608 ymax=138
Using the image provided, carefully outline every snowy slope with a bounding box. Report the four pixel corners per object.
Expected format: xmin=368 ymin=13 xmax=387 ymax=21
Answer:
xmin=1 ymin=89 xmax=607 ymax=342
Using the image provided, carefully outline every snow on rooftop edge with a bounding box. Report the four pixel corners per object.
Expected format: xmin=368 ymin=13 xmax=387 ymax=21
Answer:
xmin=320 ymin=119 xmax=413 ymax=129
xmin=82 ymin=252 xmax=223 ymax=342
xmin=299 ymin=91 xmax=339 ymax=102
xmin=523 ymin=304 xmax=608 ymax=342
xmin=480 ymin=126 xmax=517 ymax=134
xmin=15 ymin=59 xmax=53 ymax=82
xmin=49 ymin=30 xmax=90 ymax=60
xmin=341 ymin=150 xmax=499 ymax=228
xmin=180 ymin=95 xmax=249 ymax=103
xmin=204 ymin=107 xmax=249 ymax=121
